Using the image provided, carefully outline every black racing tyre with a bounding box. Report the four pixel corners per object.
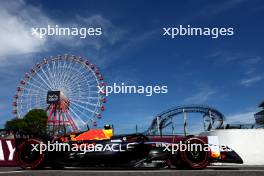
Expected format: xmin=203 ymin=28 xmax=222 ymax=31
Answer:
xmin=15 ymin=139 xmax=45 ymax=169
xmin=180 ymin=137 xmax=209 ymax=169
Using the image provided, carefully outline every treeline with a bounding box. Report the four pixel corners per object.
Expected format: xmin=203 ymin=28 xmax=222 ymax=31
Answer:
xmin=5 ymin=109 xmax=47 ymax=136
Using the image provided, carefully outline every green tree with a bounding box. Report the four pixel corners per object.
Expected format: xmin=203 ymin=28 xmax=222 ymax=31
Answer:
xmin=5 ymin=118 xmax=26 ymax=132
xmin=5 ymin=109 xmax=47 ymax=136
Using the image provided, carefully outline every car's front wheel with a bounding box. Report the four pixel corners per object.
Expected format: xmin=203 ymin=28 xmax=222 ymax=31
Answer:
xmin=15 ymin=139 xmax=45 ymax=169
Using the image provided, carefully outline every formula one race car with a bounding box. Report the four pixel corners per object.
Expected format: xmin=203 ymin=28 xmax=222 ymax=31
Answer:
xmin=14 ymin=125 xmax=243 ymax=170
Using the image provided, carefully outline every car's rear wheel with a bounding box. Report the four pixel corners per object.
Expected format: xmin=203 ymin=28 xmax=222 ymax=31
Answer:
xmin=180 ymin=137 xmax=209 ymax=169
xmin=15 ymin=139 xmax=45 ymax=169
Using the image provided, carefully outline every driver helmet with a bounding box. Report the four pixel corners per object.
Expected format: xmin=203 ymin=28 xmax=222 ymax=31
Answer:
xmin=104 ymin=124 xmax=111 ymax=130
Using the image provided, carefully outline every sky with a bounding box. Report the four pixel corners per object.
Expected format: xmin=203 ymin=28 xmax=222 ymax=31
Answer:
xmin=0 ymin=0 xmax=263 ymax=134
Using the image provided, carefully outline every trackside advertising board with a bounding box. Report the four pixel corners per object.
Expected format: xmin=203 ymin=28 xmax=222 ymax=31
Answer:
xmin=0 ymin=139 xmax=16 ymax=166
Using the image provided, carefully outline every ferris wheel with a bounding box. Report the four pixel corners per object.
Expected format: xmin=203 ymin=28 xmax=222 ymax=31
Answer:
xmin=12 ymin=54 xmax=106 ymax=133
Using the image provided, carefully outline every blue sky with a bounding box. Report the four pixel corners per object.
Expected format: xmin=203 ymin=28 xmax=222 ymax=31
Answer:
xmin=0 ymin=0 xmax=263 ymax=133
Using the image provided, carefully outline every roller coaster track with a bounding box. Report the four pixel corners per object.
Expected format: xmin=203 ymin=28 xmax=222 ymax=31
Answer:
xmin=147 ymin=104 xmax=225 ymax=135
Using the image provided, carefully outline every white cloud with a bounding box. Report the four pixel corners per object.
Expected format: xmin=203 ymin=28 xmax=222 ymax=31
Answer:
xmin=48 ymin=14 xmax=126 ymax=51
xmin=182 ymin=0 xmax=247 ymax=23
xmin=184 ymin=89 xmax=216 ymax=104
xmin=226 ymin=111 xmax=256 ymax=124
xmin=211 ymin=0 xmax=247 ymax=15
xmin=77 ymin=15 xmax=126 ymax=46
xmin=0 ymin=0 xmax=127 ymax=68
xmin=244 ymin=56 xmax=262 ymax=65
xmin=240 ymin=76 xmax=264 ymax=87
xmin=0 ymin=0 xmax=51 ymax=60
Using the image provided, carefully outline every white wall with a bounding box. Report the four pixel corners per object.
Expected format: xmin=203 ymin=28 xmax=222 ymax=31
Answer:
xmin=201 ymin=129 xmax=264 ymax=165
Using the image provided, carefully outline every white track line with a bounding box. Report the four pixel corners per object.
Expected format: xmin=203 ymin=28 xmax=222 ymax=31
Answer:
xmin=1 ymin=170 xmax=264 ymax=174
xmin=0 ymin=171 xmax=24 ymax=174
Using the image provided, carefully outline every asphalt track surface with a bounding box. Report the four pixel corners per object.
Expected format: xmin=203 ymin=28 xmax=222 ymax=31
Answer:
xmin=0 ymin=166 xmax=264 ymax=176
